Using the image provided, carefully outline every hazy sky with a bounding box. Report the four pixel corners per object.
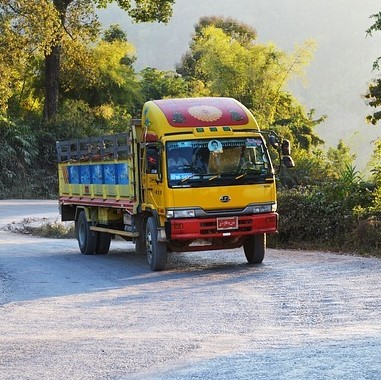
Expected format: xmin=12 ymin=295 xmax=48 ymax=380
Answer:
xmin=99 ymin=0 xmax=381 ymax=169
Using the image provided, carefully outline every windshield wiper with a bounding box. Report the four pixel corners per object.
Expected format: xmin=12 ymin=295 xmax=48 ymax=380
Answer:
xmin=235 ymin=172 xmax=248 ymax=180
xmin=208 ymin=174 xmax=219 ymax=182
xmin=181 ymin=173 xmax=197 ymax=183
xmin=177 ymin=172 xmax=222 ymax=184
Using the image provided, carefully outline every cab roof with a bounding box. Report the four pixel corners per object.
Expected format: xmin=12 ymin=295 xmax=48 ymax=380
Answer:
xmin=142 ymin=97 xmax=259 ymax=135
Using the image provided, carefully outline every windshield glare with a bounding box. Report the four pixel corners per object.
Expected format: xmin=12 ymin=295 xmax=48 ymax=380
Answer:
xmin=166 ymin=138 xmax=272 ymax=186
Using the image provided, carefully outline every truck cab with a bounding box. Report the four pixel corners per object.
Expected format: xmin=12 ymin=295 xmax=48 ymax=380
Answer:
xmin=136 ymin=97 xmax=286 ymax=269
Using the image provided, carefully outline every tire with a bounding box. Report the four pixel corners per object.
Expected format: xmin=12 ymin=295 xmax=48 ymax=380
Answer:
xmin=95 ymin=232 xmax=111 ymax=254
xmin=145 ymin=216 xmax=167 ymax=271
xmin=244 ymin=233 xmax=266 ymax=264
xmin=76 ymin=211 xmax=97 ymax=255
xmin=135 ymin=218 xmax=147 ymax=255
xmin=135 ymin=236 xmax=146 ymax=255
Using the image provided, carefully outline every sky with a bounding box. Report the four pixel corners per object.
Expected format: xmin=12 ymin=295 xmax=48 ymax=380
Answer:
xmin=99 ymin=0 xmax=381 ymax=170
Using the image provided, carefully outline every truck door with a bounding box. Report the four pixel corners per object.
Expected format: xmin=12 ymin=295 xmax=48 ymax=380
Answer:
xmin=141 ymin=144 xmax=165 ymax=213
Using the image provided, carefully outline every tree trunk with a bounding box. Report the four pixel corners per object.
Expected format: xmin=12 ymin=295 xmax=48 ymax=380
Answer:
xmin=43 ymin=0 xmax=72 ymax=122
xmin=43 ymin=45 xmax=60 ymax=122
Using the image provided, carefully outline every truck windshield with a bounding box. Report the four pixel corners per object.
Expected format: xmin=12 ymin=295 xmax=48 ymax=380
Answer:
xmin=166 ymin=137 xmax=273 ymax=187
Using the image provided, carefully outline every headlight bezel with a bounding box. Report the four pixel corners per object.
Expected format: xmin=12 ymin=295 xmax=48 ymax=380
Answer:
xmin=252 ymin=202 xmax=277 ymax=214
xmin=166 ymin=209 xmax=196 ymax=219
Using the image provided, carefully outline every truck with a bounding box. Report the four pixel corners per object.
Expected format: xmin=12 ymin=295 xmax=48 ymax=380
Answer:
xmin=56 ymin=97 xmax=293 ymax=271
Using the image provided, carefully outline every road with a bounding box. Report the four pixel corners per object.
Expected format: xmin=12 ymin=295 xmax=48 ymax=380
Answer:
xmin=0 ymin=200 xmax=380 ymax=379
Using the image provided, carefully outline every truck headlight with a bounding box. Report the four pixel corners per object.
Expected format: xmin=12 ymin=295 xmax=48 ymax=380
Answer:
xmin=252 ymin=203 xmax=277 ymax=213
xmin=166 ymin=209 xmax=196 ymax=218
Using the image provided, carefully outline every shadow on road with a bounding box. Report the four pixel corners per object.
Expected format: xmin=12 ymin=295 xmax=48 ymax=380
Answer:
xmin=0 ymin=233 xmax=269 ymax=305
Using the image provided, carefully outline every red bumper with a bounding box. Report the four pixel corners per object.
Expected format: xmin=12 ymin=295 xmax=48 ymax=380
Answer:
xmin=169 ymin=212 xmax=278 ymax=240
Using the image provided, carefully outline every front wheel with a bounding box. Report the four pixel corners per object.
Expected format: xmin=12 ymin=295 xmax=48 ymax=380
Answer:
xmin=135 ymin=218 xmax=147 ymax=255
xmin=243 ymin=234 xmax=266 ymax=264
xmin=76 ymin=211 xmax=97 ymax=255
xmin=146 ymin=216 xmax=167 ymax=271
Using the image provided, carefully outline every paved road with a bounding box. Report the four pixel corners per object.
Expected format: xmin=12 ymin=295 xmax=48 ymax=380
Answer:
xmin=0 ymin=200 xmax=380 ymax=379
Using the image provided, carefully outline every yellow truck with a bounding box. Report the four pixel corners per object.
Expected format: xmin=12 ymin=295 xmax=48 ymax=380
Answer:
xmin=56 ymin=97 xmax=293 ymax=270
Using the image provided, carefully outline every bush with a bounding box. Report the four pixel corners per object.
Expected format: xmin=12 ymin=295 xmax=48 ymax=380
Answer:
xmin=0 ymin=117 xmax=39 ymax=198
xmin=271 ymin=181 xmax=380 ymax=256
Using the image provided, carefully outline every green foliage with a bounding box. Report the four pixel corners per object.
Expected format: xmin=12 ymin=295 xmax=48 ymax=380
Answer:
xmin=0 ymin=0 xmax=57 ymax=113
xmin=194 ymin=16 xmax=257 ymax=45
xmin=274 ymin=178 xmax=377 ymax=254
xmin=272 ymin=100 xmax=325 ymax=152
xmin=61 ymin=36 xmax=142 ymax=115
xmin=96 ymin=0 xmax=175 ymax=23
xmin=326 ymin=139 xmax=356 ymax=178
xmin=53 ymin=100 xmax=97 ymax=139
xmin=59 ymin=25 xmax=142 ymax=123
xmin=368 ymin=138 xmax=381 ymax=183
xmin=0 ymin=0 xmax=176 ymax=120
xmin=0 ymin=116 xmax=38 ymax=197
xmin=177 ymin=16 xmax=257 ymax=81
xmin=176 ymin=17 xmax=324 ymax=164
xmin=140 ymin=67 xmax=190 ymax=101
xmin=29 ymin=220 xmax=75 ymax=239
xmin=365 ymin=78 xmax=381 ymax=125
xmin=0 ymin=116 xmax=55 ymax=199
xmin=366 ymin=12 xmax=381 ymax=70
xmin=278 ymin=148 xmax=328 ymax=187
xmin=270 ymin=138 xmax=381 ymax=256
xmin=1 ymin=6 xmax=381 ymax=256
xmin=47 ymin=99 xmax=132 ymax=141
xmin=103 ymin=23 xmax=128 ymax=42
xmin=365 ymin=11 xmax=381 ymax=125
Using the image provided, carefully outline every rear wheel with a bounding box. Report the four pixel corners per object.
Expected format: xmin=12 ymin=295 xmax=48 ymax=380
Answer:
xmin=244 ymin=233 xmax=266 ymax=264
xmin=76 ymin=211 xmax=97 ymax=255
xmin=146 ymin=216 xmax=167 ymax=271
xmin=95 ymin=232 xmax=111 ymax=254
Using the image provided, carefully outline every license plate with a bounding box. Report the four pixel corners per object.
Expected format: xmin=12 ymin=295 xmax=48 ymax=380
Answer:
xmin=217 ymin=217 xmax=238 ymax=230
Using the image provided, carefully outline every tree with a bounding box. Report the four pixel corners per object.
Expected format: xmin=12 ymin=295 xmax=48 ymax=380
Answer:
xmin=61 ymin=26 xmax=139 ymax=106
xmin=176 ymin=17 xmax=325 ymax=188
xmin=51 ymin=25 xmax=143 ymax=138
xmin=178 ymin=20 xmax=318 ymax=129
xmin=0 ymin=116 xmax=38 ymax=196
xmin=366 ymin=12 xmax=381 ymax=70
xmin=103 ymin=23 xmax=128 ymax=42
xmin=177 ymin=16 xmax=257 ymax=81
xmin=368 ymin=138 xmax=381 ymax=184
xmin=327 ymin=139 xmax=356 ymax=178
xmin=140 ymin=67 xmax=190 ymax=102
xmin=365 ymin=11 xmax=381 ymax=125
xmin=0 ymin=0 xmax=176 ymax=121
xmin=0 ymin=1 xmax=57 ymax=114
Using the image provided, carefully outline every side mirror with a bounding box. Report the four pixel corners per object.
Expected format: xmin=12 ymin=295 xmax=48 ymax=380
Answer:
xmin=282 ymin=155 xmax=295 ymax=168
xmin=281 ymin=139 xmax=291 ymax=156
xmin=269 ymin=135 xmax=279 ymax=149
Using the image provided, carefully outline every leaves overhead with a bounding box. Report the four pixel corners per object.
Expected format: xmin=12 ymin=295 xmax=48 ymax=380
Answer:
xmin=365 ymin=11 xmax=381 ymax=125
xmin=0 ymin=0 xmax=176 ymax=118
xmin=95 ymin=0 xmax=175 ymax=23
xmin=177 ymin=17 xmax=321 ymax=154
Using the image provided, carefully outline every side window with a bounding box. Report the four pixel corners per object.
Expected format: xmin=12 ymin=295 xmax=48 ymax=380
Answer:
xmin=146 ymin=147 xmax=158 ymax=174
